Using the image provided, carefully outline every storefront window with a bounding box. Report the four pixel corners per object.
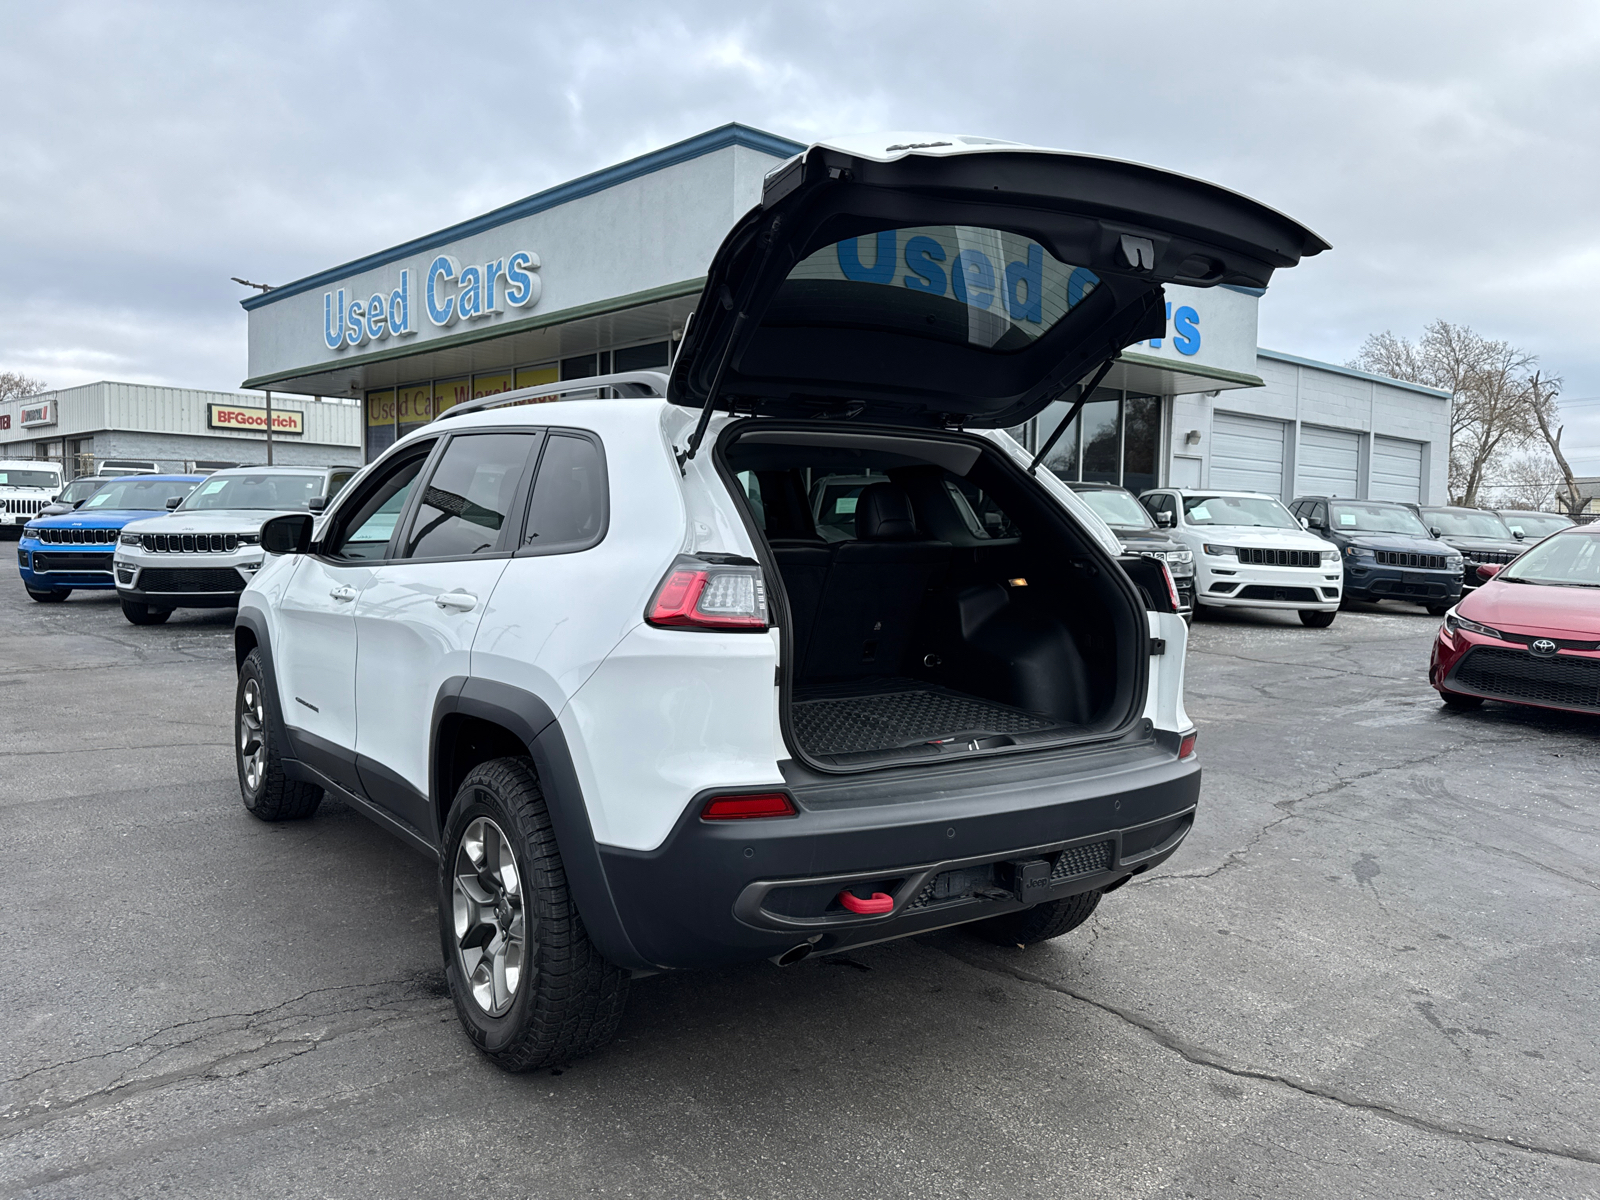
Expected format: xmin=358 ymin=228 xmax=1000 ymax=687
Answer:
xmin=432 ymin=378 xmax=470 ymax=419
xmin=473 ymin=372 xmax=513 ymax=399
xmin=1121 ymin=393 xmax=1160 ymax=495
xmin=1079 ymin=396 xmax=1120 ymax=483
xmin=515 ymin=365 xmax=559 ymax=390
xmin=366 ymin=390 xmax=397 ymax=460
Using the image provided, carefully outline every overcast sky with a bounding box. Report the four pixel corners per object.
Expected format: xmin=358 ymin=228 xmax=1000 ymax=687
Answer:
xmin=5 ymin=1 xmax=1600 ymax=466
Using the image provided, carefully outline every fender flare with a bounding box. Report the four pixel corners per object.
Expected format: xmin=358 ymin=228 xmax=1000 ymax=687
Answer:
xmin=431 ymin=677 xmax=652 ymax=971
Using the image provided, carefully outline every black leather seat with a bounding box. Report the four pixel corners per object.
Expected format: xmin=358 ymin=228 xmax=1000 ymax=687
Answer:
xmin=754 ymin=470 xmax=832 ymax=671
xmin=802 ymin=482 xmax=950 ymax=679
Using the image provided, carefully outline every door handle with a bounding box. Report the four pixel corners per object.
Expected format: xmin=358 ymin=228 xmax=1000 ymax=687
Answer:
xmin=435 ymin=591 xmax=477 ymax=612
xmin=329 ymin=585 xmax=357 ymax=602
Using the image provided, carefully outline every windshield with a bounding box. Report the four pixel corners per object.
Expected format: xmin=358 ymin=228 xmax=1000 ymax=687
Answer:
xmin=180 ymin=473 xmax=322 ymax=511
xmin=777 ymin=225 xmax=1099 ymax=352
xmin=1501 ymin=530 xmax=1600 ymax=587
xmin=0 ymin=468 xmax=61 ymax=489
xmin=81 ymin=478 xmax=198 ymax=510
xmin=1183 ymin=494 xmax=1298 ymax=529
xmin=59 ymin=479 xmax=105 ymax=503
xmin=1077 ymin=488 xmax=1155 ymax=529
xmin=1422 ymin=508 xmax=1513 ymax=538
xmin=1500 ymin=512 xmax=1574 ymax=539
xmin=1330 ymin=502 xmax=1430 ymax=536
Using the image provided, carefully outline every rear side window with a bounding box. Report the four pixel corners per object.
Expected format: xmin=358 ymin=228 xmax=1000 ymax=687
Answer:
xmin=403 ymin=433 xmax=537 ymax=559
xmin=521 ymin=433 xmax=606 ymax=553
xmin=945 ymin=478 xmax=1019 ymax=539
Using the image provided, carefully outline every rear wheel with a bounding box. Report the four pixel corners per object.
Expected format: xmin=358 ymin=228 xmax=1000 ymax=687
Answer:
xmin=1299 ymin=609 xmax=1337 ymax=628
xmin=26 ymin=586 xmax=70 ymax=602
xmin=121 ymin=599 xmax=171 ymax=625
xmin=970 ymin=889 xmax=1102 ymax=946
xmin=236 ymin=648 xmax=323 ymax=820
xmin=1439 ymin=690 xmax=1483 ymax=711
xmin=440 ymin=758 xmax=628 ymax=1072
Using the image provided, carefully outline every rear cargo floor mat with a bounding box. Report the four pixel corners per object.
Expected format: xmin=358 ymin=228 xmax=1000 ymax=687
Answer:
xmin=791 ymin=683 xmax=1061 ymax=756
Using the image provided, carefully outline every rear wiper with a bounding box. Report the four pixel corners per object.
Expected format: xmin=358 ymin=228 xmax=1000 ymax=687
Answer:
xmin=1030 ymin=358 xmax=1117 ymax=475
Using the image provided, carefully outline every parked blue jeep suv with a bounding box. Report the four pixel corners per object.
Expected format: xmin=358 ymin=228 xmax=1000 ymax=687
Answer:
xmin=18 ymin=475 xmax=203 ymax=601
xmin=1289 ymin=496 xmax=1462 ymax=615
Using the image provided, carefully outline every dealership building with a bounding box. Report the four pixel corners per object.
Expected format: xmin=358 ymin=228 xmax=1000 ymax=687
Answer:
xmin=15 ymin=124 xmax=1454 ymax=503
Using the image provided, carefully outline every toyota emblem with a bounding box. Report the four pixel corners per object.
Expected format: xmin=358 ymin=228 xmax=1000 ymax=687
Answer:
xmin=1530 ymin=638 xmax=1559 ymax=657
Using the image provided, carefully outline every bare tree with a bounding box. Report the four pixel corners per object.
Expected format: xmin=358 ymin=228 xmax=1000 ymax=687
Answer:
xmin=0 ymin=372 xmax=48 ymax=403
xmin=1526 ymin=372 xmax=1585 ymax=516
xmin=1351 ymin=320 xmax=1538 ymax=505
xmin=1476 ymin=452 xmax=1563 ymax=512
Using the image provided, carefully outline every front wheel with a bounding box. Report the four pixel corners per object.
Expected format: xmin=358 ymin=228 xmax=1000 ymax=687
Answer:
xmin=1299 ymin=609 xmax=1337 ymax=628
xmin=1426 ymin=603 xmax=1451 ymax=617
xmin=440 ymin=758 xmax=628 ymax=1072
xmin=121 ymin=599 xmax=171 ymax=625
xmin=236 ymin=648 xmax=322 ymax=820
xmin=1439 ymin=690 xmax=1483 ymax=711
xmin=970 ymin=889 xmax=1102 ymax=946
xmin=26 ymin=586 xmax=70 ymax=603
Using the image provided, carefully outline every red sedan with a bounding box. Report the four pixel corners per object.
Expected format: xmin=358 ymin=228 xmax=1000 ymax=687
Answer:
xmin=1431 ymin=523 xmax=1600 ymax=713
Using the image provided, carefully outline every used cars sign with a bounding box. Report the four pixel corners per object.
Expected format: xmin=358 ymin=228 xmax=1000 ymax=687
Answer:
xmin=208 ymin=403 xmax=303 ymax=435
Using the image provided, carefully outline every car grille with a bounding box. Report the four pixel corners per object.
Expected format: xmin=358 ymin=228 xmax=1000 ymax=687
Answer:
xmin=31 ymin=551 xmax=113 ymax=573
xmin=1237 ymin=584 xmax=1320 ymax=602
xmin=1452 ymin=646 xmax=1600 ymax=709
xmin=1466 ymin=549 xmax=1520 ymax=565
xmin=1494 ymin=631 xmax=1600 ymax=652
xmin=1238 ymin=547 xmax=1321 ymax=567
xmin=1375 ymin=551 xmax=1447 ymax=569
xmin=140 ymin=533 xmax=242 ymax=553
xmin=5 ymin=498 xmax=49 ymax=515
xmin=1050 ymin=840 xmax=1114 ymax=880
xmin=34 ymin=527 xmax=116 ymax=544
xmin=136 ymin=567 xmax=245 ymax=594
xmin=1370 ymin=578 xmax=1448 ymax=598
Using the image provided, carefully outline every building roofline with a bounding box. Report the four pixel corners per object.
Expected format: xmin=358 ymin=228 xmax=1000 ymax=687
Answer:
xmin=240 ymin=123 xmax=805 ymax=312
xmin=1257 ymin=347 xmax=1453 ymax=398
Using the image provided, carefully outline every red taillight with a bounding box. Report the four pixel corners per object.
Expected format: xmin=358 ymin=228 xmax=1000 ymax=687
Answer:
xmin=647 ymin=557 xmax=768 ymax=631
xmin=701 ymin=792 xmax=797 ymax=820
xmin=1178 ymin=732 xmax=1197 ymax=759
xmin=1160 ymin=560 xmax=1180 ymax=612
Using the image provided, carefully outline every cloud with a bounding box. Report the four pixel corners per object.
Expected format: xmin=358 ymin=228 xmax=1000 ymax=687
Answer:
xmin=3 ymin=0 xmax=1599 ymax=462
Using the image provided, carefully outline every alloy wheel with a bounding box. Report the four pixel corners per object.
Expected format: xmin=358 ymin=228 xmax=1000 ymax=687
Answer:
xmin=239 ymin=678 xmax=267 ymax=794
xmin=452 ymin=815 xmax=528 ymax=1016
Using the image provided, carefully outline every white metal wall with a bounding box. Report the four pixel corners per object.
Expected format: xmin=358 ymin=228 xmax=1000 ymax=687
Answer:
xmin=1298 ymin=425 xmax=1361 ymax=497
xmin=1209 ymin=412 xmax=1286 ymax=495
xmin=1371 ymin=435 xmax=1424 ymax=502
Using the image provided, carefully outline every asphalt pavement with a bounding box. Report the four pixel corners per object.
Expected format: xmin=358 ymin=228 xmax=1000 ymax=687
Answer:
xmin=1 ymin=581 xmax=1596 ymax=1199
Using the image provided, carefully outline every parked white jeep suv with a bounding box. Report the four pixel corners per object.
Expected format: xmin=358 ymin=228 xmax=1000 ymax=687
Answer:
xmin=234 ymin=133 xmax=1326 ymax=1070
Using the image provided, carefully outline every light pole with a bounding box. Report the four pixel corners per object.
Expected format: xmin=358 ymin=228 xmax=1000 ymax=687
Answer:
xmin=264 ymin=390 xmax=274 ymax=465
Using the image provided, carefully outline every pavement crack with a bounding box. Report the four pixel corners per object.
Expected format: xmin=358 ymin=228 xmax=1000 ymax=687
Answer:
xmin=940 ymin=946 xmax=1600 ymax=1167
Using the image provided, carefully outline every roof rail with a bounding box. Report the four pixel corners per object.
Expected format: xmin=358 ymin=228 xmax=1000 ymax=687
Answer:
xmin=433 ymin=370 xmax=670 ymax=422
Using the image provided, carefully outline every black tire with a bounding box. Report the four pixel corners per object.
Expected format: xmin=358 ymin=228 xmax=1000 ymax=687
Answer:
xmin=26 ymin=587 xmax=70 ymax=602
xmin=235 ymin=648 xmax=323 ymax=820
xmin=439 ymin=758 xmax=628 ymax=1072
xmin=1426 ymin=603 xmax=1450 ymax=617
xmin=1299 ymin=609 xmax=1337 ymax=628
xmin=970 ymin=889 xmax=1102 ymax=946
xmin=1440 ymin=690 xmax=1483 ymax=711
xmin=121 ymin=599 xmax=171 ymax=625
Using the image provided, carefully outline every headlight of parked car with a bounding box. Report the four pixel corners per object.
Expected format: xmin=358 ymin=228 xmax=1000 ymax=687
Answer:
xmin=1321 ymin=549 xmax=1341 ymax=564
xmin=1442 ymin=608 xmax=1500 ymax=639
xmin=1343 ymin=545 xmax=1370 ymax=559
xmin=1446 ymin=555 xmax=1464 ymax=569
xmin=237 ymin=532 xmax=262 ymax=546
xmin=1201 ymin=544 xmax=1235 ymax=557
xmin=119 ymin=531 xmax=142 ymax=546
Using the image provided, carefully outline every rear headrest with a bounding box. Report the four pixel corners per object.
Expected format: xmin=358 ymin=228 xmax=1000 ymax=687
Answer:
xmin=855 ymin=483 xmax=919 ymax=541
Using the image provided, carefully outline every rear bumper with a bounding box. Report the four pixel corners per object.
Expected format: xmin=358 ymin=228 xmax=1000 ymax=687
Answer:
xmin=596 ymin=741 xmax=1200 ymax=970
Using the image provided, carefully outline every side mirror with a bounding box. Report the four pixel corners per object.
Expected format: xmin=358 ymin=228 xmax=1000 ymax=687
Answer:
xmin=261 ymin=513 xmax=314 ymax=555
xmin=165 ymin=495 xmax=183 ymax=510
xmin=1299 ymin=516 xmax=1310 ymax=530
xmin=307 ymin=495 xmax=328 ymax=513
xmin=1511 ymin=529 xmax=1525 ymax=540
xmin=1476 ymin=563 xmax=1502 ymax=581
xmin=1155 ymin=510 xmax=1175 ymax=528
xmin=1429 ymin=527 xmax=1443 ymax=539
xmin=72 ymin=499 xmax=86 ymax=509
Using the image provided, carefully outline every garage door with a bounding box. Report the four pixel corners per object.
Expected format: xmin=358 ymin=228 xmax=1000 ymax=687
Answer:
xmin=1298 ymin=426 xmax=1360 ymax=497
xmin=1371 ymin=436 xmax=1424 ymax=502
xmin=1210 ymin=412 xmax=1286 ymax=496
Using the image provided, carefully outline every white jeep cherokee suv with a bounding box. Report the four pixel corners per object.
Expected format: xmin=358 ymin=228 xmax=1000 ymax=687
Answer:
xmin=1140 ymin=488 xmax=1343 ymax=626
xmin=233 ymin=133 xmax=1326 ymax=1071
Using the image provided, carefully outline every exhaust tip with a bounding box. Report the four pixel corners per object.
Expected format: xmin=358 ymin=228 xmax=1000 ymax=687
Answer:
xmin=773 ymin=943 xmax=813 ymax=967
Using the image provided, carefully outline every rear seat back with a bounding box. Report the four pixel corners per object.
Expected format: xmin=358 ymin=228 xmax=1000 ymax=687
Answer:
xmin=755 ymin=470 xmax=831 ymax=671
xmin=802 ymin=482 xmax=949 ymax=679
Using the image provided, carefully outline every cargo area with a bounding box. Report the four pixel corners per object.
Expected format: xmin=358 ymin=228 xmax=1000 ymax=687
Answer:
xmin=721 ymin=426 xmax=1146 ymax=768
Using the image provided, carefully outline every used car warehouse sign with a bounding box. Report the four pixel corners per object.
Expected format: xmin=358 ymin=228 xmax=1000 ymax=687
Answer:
xmin=208 ymin=403 xmax=304 ymax=435
xmin=321 ymin=251 xmax=542 ymax=351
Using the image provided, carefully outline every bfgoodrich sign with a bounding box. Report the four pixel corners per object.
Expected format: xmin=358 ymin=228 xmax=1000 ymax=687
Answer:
xmin=208 ymin=403 xmax=304 ymax=435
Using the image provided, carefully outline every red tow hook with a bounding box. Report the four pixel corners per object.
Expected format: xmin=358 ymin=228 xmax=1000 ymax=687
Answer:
xmin=838 ymin=889 xmax=894 ymax=915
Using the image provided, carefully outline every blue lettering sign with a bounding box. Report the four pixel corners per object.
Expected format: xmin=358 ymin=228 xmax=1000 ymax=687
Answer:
xmin=951 ymin=249 xmax=994 ymax=310
xmin=1173 ymin=305 xmax=1201 ymax=356
xmin=345 ymin=297 xmax=367 ymax=348
xmin=837 ymin=231 xmax=896 ymax=284
xmin=1004 ymin=244 xmax=1043 ymax=323
xmin=458 ymin=265 xmax=483 ymax=321
xmin=388 ymin=270 xmax=413 ymax=337
xmin=504 ymin=252 xmax=541 ymax=307
xmin=323 ymin=289 xmax=347 ymax=351
xmin=902 ymin=235 xmax=946 ymax=294
xmin=427 ymin=256 xmax=460 ymax=327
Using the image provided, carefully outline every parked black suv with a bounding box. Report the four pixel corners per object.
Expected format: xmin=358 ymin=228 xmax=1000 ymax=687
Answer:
xmin=1406 ymin=505 xmax=1525 ymax=593
xmin=1290 ymin=496 xmax=1461 ymax=615
xmin=1069 ymin=482 xmax=1195 ymax=617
